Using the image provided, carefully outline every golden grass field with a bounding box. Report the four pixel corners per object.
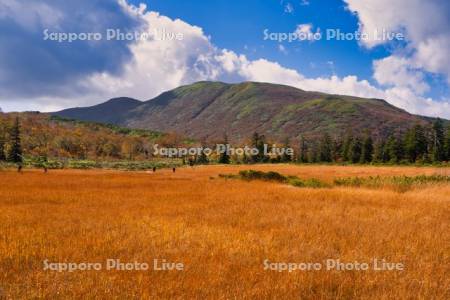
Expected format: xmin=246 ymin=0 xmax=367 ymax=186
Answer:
xmin=0 ymin=165 xmax=449 ymax=299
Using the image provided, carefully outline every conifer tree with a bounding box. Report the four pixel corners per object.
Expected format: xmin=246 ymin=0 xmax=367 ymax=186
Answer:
xmin=360 ymin=132 xmax=374 ymax=163
xmin=404 ymin=124 xmax=427 ymax=162
xmin=385 ymin=135 xmax=403 ymax=163
xmin=196 ymin=147 xmax=209 ymax=164
xmin=349 ymin=136 xmax=362 ymax=163
xmin=331 ymin=138 xmax=341 ymax=162
xmin=280 ymin=137 xmax=292 ymax=162
xmin=319 ymin=133 xmax=332 ymax=162
xmin=307 ymin=142 xmax=318 ymax=163
xmin=8 ymin=117 xmax=22 ymax=163
xmin=297 ymin=136 xmax=308 ymax=163
xmin=444 ymin=125 xmax=450 ymax=161
xmin=341 ymin=134 xmax=353 ymax=162
xmin=251 ymin=132 xmax=268 ymax=163
xmin=373 ymin=139 xmax=386 ymax=163
xmin=431 ymin=119 xmax=445 ymax=162
xmin=0 ymin=125 xmax=5 ymax=161
xmin=218 ymin=134 xmax=231 ymax=164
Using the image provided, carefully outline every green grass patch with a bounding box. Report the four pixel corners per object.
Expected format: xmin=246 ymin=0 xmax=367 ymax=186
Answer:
xmin=219 ymin=170 xmax=449 ymax=191
xmin=219 ymin=170 xmax=329 ymax=189
xmin=334 ymin=175 xmax=450 ymax=192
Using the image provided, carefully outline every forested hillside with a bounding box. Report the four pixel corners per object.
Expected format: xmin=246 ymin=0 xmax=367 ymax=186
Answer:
xmin=0 ymin=112 xmax=188 ymax=163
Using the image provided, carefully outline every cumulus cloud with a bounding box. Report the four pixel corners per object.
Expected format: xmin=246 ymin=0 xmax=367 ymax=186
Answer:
xmin=0 ymin=0 xmax=142 ymax=99
xmin=0 ymin=0 xmax=449 ymax=119
xmin=344 ymin=0 xmax=450 ymax=83
xmin=84 ymin=2 xmax=449 ymax=117
xmin=86 ymin=10 xmax=217 ymax=101
xmin=373 ymin=56 xmax=429 ymax=95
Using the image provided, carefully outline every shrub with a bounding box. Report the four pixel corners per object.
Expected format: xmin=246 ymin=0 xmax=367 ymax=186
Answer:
xmin=238 ymin=170 xmax=287 ymax=182
xmin=231 ymin=170 xmax=329 ymax=188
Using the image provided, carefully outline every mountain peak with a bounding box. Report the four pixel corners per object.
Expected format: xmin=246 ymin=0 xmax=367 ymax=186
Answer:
xmin=53 ymin=81 xmax=441 ymax=142
xmin=104 ymin=97 xmax=142 ymax=105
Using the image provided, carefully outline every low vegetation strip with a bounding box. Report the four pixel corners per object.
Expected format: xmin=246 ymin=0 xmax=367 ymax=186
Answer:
xmin=219 ymin=170 xmax=330 ymax=188
xmin=220 ymin=170 xmax=450 ymax=191
xmin=334 ymin=174 xmax=450 ymax=192
xmin=0 ymin=159 xmax=183 ymax=170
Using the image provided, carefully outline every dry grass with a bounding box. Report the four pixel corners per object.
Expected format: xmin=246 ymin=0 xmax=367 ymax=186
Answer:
xmin=0 ymin=165 xmax=449 ymax=299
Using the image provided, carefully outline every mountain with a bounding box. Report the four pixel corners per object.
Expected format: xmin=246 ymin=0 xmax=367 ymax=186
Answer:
xmin=53 ymin=81 xmax=442 ymax=142
xmin=56 ymin=97 xmax=142 ymax=125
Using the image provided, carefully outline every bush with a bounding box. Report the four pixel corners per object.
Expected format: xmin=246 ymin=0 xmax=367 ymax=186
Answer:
xmin=238 ymin=170 xmax=287 ymax=182
xmin=230 ymin=170 xmax=329 ymax=188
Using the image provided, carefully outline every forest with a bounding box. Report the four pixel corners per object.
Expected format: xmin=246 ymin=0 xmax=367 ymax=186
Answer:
xmin=1 ymin=112 xmax=450 ymax=168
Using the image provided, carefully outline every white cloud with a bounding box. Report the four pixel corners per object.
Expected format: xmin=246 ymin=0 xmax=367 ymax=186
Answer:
xmin=373 ymin=55 xmax=429 ymax=95
xmin=1 ymin=0 xmax=449 ymax=119
xmin=212 ymin=51 xmax=449 ymax=117
xmin=85 ymin=10 xmax=219 ymax=101
xmin=294 ymin=23 xmax=320 ymax=41
xmin=344 ymin=0 xmax=450 ymax=83
xmin=0 ymin=0 xmax=63 ymax=30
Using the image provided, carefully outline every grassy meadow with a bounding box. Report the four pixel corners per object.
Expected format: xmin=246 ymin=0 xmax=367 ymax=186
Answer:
xmin=0 ymin=165 xmax=449 ymax=299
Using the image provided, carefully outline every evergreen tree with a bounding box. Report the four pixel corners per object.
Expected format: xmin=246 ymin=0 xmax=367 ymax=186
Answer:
xmin=307 ymin=142 xmax=318 ymax=163
xmin=297 ymin=136 xmax=308 ymax=163
xmin=0 ymin=125 xmax=5 ymax=161
xmin=331 ymin=138 xmax=341 ymax=162
xmin=218 ymin=134 xmax=231 ymax=164
xmin=341 ymin=134 xmax=353 ymax=162
xmin=349 ymin=136 xmax=362 ymax=163
xmin=250 ymin=132 xmax=268 ymax=163
xmin=431 ymin=119 xmax=445 ymax=162
xmin=444 ymin=125 xmax=450 ymax=161
xmin=360 ymin=132 xmax=374 ymax=163
xmin=319 ymin=133 xmax=332 ymax=162
xmin=385 ymin=135 xmax=403 ymax=163
xmin=404 ymin=124 xmax=428 ymax=162
xmin=196 ymin=147 xmax=209 ymax=164
xmin=280 ymin=137 xmax=292 ymax=162
xmin=373 ymin=139 xmax=386 ymax=163
xmin=8 ymin=117 xmax=22 ymax=163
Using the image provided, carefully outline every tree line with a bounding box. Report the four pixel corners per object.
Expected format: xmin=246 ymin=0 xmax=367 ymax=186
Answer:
xmin=210 ymin=120 xmax=450 ymax=165
xmin=229 ymin=119 xmax=450 ymax=164
xmin=1 ymin=113 xmax=450 ymax=166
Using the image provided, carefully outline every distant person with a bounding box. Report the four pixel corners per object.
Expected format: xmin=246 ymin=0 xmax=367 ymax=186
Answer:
xmin=153 ymin=167 xmax=156 ymax=172
xmin=172 ymin=167 xmax=176 ymax=173
xmin=17 ymin=164 xmax=22 ymax=173
xmin=44 ymin=167 xmax=48 ymax=173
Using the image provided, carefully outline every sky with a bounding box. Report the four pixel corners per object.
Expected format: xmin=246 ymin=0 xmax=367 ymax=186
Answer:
xmin=0 ymin=0 xmax=449 ymax=118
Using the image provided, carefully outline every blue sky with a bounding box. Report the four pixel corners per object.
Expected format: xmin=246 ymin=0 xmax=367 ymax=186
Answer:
xmin=134 ymin=0 xmax=383 ymax=79
xmin=0 ymin=0 xmax=449 ymax=117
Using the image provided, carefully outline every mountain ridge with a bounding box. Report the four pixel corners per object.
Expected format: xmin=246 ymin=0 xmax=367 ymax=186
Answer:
xmin=56 ymin=97 xmax=142 ymax=125
xmin=53 ymin=81 xmax=446 ymax=142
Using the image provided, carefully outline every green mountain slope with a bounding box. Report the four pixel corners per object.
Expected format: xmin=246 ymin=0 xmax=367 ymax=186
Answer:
xmin=54 ymin=81 xmax=443 ymax=142
xmin=56 ymin=97 xmax=142 ymax=125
